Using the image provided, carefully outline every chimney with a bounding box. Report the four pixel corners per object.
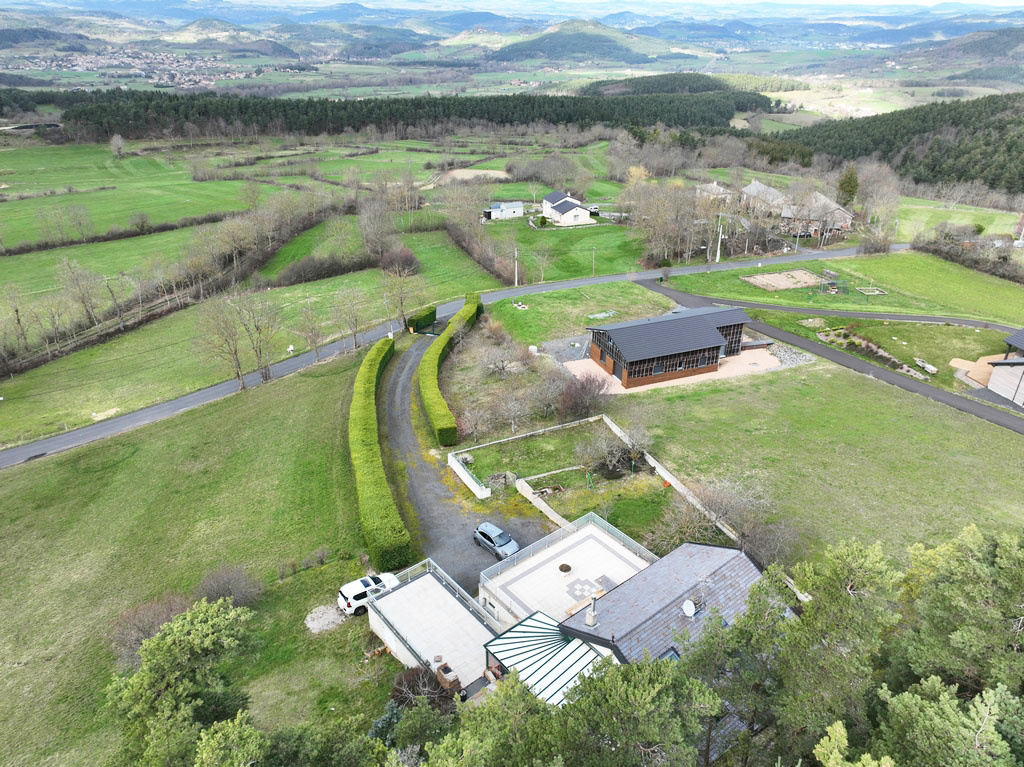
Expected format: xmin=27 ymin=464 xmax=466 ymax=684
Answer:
xmin=584 ymin=596 xmax=597 ymax=627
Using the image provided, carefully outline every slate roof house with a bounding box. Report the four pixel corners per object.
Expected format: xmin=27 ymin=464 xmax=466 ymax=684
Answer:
xmin=541 ymin=190 xmax=593 ymax=226
xmin=741 ymin=179 xmax=788 ymax=216
xmin=987 ymin=328 xmax=1024 ymax=406
xmin=587 ymin=306 xmax=751 ymax=388
xmin=780 ymin=191 xmax=853 ymax=235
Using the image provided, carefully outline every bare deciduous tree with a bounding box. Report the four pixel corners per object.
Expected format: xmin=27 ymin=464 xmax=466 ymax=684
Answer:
xmin=66 ymin=206 xmax=94 ymax=242
xmin=334 ymin=287 xmax=363 ymax=350
xmin=382 ymin=264 xmax=420 ymax=329
xmin=56 ymin=257 xmax=102 ymax=327
xmin=109 ymin=133 xmax=125 ymax=158
xmin=110 ymin=592 xmax=191 ymax=670
xmin=691 ymin=477 xmax=794 ymax=565
xmin=358 ymin=194 xmax=395 ymax=260
xmin=531 ymin=242 xmax=554 ymax=283
xmin=297 ymin=296 xmax=325 ymax=361
xmin=557 ymin=373 xmax=610 ymax=420
xmin=196 ymin=295 xmax=246 ymax=389
xmin=3 ymin=285 xmax=31 ymax=351
xmin=526 ymin=181 xmax=543 ymax=204
xmin=495 ymin=393 xmax=529 ymax=435
xmin=236 ymin=292 xmax=282 ymax=383
xmin=194 ymin=565 xmax=263 ymax=607
xmin=643 ymin=497 xmax=720 ymax=556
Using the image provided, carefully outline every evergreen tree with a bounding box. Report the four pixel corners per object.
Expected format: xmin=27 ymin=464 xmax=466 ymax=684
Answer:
xmin=193 ymin=711 xmax=266 ymax=767
xmin=837 ymin=165 xmax=859 ymax=207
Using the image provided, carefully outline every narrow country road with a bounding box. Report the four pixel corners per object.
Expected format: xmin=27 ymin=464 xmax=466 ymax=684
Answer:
xmin=638 ymin=281 xmax=1024 ymax=435
xmin=1 ymin=241 xmax=1015 ymax=470
xmin=381 ymin=337 xmax=549 ymax=593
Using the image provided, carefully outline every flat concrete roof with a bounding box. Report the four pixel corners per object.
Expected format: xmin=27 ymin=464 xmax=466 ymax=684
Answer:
xmin=482 ymin=524 xmax=651 ymax=623
xmin=373 ymin=571 xmax=495 ymax=687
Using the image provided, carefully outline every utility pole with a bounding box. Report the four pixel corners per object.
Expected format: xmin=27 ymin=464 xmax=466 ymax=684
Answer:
xmin=715 ymin=214 xmax=723 ymax=263
xmin=514 ymin=246 xmax=518 ymax=287
xmin=592 ymin=246 xmax=595 ymax=277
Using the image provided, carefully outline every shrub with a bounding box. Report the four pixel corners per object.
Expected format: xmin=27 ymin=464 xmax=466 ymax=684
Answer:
xmin=194 ymin=565 xmax=264 ymax=607
xmin=110 ymin=592 xmax=191 ymax=670
xmin=349 ymin=337 xmax=413 ymax=570
xmin=406 ymin=305 xmax=436 ymax=333
xmin=557 ymin=373 xmax=610 ymax=420
xmin=379 ymin=245 xmax=420 ymax=273
xmin=417 ymin=294 xmax=483 ymax=446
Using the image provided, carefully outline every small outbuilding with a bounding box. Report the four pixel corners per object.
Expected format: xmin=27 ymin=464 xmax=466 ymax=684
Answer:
xmin=587 ymin=306 xmax=751 ymax=388
xmin=484 ymin=201 xmax=524 ymax=220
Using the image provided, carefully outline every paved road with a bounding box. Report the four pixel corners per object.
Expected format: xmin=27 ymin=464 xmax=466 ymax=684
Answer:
xmin=0 ymin=241 xmax=994 ymax=470
xmin=381 ymin=337 xmax=549 ymax=592
xmin=640 ymin=281 xmax=1024 ymax=437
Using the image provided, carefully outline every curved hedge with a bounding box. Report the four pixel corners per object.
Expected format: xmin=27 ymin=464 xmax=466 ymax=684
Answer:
xmin=406 ymin=305 xmax=436 ymax=333
xmin=349 ymin=337 xmax=413 ymax=571
xmin=417 ymin=293 xmax=483 ymax=447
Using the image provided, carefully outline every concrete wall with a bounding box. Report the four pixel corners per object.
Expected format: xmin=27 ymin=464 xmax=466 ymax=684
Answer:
xmin=369 ymin=608 xmax=421 ymax=669
xmin=622 ymin=363 xmax=718 ymax=389
xmin=988 ymin=365 xmax=1024 ymax=405
xmin=448 ymin=451 xmax=491 ymax=499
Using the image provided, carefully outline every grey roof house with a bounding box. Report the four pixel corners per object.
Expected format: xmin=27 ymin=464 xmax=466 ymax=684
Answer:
xmin=560 ymin=543 xmax=763 ymax=662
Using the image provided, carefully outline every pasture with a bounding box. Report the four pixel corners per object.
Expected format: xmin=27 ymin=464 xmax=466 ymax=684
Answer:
xmin=0 ymin=353 xmax=397 ymax=767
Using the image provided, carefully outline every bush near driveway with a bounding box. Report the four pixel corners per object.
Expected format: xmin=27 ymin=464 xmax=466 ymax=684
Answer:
xmin=417 ymin=293 xmax=483 ymax=446
xmin=406 ymin=305 xmax=437 ymax=333
xmin=349 ymin=337 xmax=413 ymax=570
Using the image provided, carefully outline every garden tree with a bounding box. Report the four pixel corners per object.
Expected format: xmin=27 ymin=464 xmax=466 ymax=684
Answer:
xmin=573 ymin=428 xmax=628 ymax=478
xmin=773 ymin=541 xmax=900 ymax=760
xmin=526 ymin=181 xmax=543 ymax=204
xmin=814 ymin=723 xmax=895 ymax=767
xmin=264 ymin=718 xmax=379 ymax=767
xmin=691 ymin=478 xmax=794 ymax=566
xmin=643 ymin=498 xmax=720 ymax=556
xmin=107 ymin=599 xmax=252 ymax=767
xmin=192 ymin=711 xmax=266 ymax=767
xmin=110 ymin=593 xmax=191 ymax=671
xmin=679 ymin=571 xmax=791 ymax=767
xmin=236 ymin=292 xmax=282 ymax=383
xmin=110 ymin=132 xmax=125 ymax=158
xmin=837 ymin=165 xmax=859 ymax=208
xmin=495 ymin=392 xmax=530 ymax=435
xmin=393 ymin=697 xmax=457 ymax=757
xmin=426 ymin=673 xmax=558 ymax=767
xmin=556 ymin=657 xmax=719 ymax=767
xmin=871 ymin=677 xmax=1020 ymax=767
xmin=333 ymin=286 xmax=363 ymax=349
xmin=297 ymin=297 xmax=325 ymax=361
xmin=196 ymin=296 xmax=247 ymax=390
xmin=895 ymin=526 xmax=1024 ymax=695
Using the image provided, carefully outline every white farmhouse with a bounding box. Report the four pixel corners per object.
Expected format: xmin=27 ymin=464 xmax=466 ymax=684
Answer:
xmin=541 ymin=190 xmax=593 ymax=226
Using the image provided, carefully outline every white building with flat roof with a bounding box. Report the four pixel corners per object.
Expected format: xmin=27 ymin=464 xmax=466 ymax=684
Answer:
xmin=477 ymin=513 xmax=657 ymax=629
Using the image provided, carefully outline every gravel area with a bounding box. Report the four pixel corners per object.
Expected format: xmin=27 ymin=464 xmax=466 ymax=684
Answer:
xmin=305 ymin=604 xmax=347 ymax=634
xmin=539 ymin=334 xmax=590 ymax=363
xmin=770 ymin=343 xmax=817 ymax=368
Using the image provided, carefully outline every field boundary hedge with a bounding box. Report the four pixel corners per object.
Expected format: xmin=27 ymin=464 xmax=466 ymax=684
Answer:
xmin=417 ymin=293 xmax=483 ymax=446
xmin=348 ymin=337 xmax=413 ymax=570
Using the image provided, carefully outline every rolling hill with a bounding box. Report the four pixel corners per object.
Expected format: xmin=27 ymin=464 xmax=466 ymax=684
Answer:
xmin=488 ymin=20 xmax=667 ymax=65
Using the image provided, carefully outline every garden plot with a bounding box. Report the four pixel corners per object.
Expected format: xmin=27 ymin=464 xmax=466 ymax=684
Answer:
xmin=741 ymin=269 xmax=820 ymax=291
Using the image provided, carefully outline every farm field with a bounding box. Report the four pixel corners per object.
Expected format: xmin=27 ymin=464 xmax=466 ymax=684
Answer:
xmin=0 ymin=352 xmax=397 ymax=767
xmin=747 ymin=309 xmax=1012 ymax=392
xmin=609 ymin=360 xmax=1024 ymax=561
xmin=488 ymin=282 xmax=675 ymax=345
xmin=0 ymin=227 xmax=194 ymax=295
xmin=670 ymin=252 xmax=1024 ymax=327
xmin=488 ymin=217 xmax=645 ymax=282
xmin=259 ymin=215 xmax=361 ymax=278
xmin=0 ymin=230 xmax=500 ymax=445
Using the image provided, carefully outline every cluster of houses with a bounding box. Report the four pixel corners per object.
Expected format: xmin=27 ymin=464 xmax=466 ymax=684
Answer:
xmin=735 ymin=179 xmax=853 ymax=238
xmin=367 ymin=513 xmax=765 ymax=709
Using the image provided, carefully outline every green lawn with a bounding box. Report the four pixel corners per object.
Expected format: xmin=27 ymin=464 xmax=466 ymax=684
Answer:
xmin=259 ymin=215 xmax=361 ymax=279
xmin=551 ymin=471 xmax=678 ymax=543
xmin=465 ymin=419 xmax=610 ymax=481
xmin=489 ymin=217 xmax=645 ymax=282
xmin=609 ymin=361 xmax=1024 ymax=561
xmin=748 ymin=309 xmax=1012 ymax=392
xmin=488 ymin=282 xmax=676 ymax=345
xmin=670 ymin=252 xmax=1024 ymax=326
xmin=0 ymin=353 xmax=396 ymax=767
xmin=0 ymin=230 xmax=500 ymax=445
xmin=0 ymin=227 xmax=194 ymax=296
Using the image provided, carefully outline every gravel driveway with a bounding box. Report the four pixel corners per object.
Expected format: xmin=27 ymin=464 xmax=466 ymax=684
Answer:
xmin=383 ymin=336 xmax=550 ymax=594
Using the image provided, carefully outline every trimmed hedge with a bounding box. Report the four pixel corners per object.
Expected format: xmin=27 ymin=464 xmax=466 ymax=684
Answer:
xmin=349 ymin=337 xmax=414 ymax=571
xmin=417 ymin=293 xmax=483 ymax=447
xmin=406 ymin=305 xmax=437 ymax=333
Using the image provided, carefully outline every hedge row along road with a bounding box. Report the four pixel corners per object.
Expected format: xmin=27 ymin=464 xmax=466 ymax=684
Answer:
xmin=2 ymin=242 xmax=1021 ymax=470
xmin=348 ymin=337 xmax=414 ymax=570
xmin=417 ymin=293 xmax=483 ymax=447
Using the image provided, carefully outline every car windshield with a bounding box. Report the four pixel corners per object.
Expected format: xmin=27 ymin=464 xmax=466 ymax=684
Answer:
xmin=493 ymin=531 xmax=512 ymax=546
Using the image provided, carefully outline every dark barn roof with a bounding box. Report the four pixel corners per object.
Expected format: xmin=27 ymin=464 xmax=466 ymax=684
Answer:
xmin=588 ymin=307 xmax=750 ymax=363
xmin=543 ymin=190 xmax=573 ymax=204
xmin=1005 ymin=328 xmax=1024 ymax=351
xmin=560 ymin=543 xmax=762 ymax=662
xmin=552 ymin=199 xmax=585 ymax=214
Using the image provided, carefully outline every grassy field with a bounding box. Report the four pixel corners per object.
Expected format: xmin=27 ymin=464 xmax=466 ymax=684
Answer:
xmin=609 ymin=361 xmax=1024 ymax=561
xmin=0 ymin=353 xmax=397 ymax=767
xmin=488 ymin=217 xmax=645 ymax=282
xmin=670 ymin=252 xmax=1024 ymax=326
xmin=748 ymin=309 xmax=1012 ymax=392
xmin=259 ymin=215 xmax=361 ymax=279
xmin=487 ymin=282 xmax=676 ymax=345
xmin=0 ymin=227 xmax=194 ymax=295
xmin=0 ymin=230 xmax=500 ymax=445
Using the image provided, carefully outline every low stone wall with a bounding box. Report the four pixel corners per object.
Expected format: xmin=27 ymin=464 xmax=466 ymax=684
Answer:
xmin=447 ymin=451 xmax=491 ymax=500
xmin=514 ymin=478 xmax=571 ymax=529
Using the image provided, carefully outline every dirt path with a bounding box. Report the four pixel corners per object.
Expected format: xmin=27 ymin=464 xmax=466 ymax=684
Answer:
xmin=382 ymin=337 xmax=550 ymax=593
